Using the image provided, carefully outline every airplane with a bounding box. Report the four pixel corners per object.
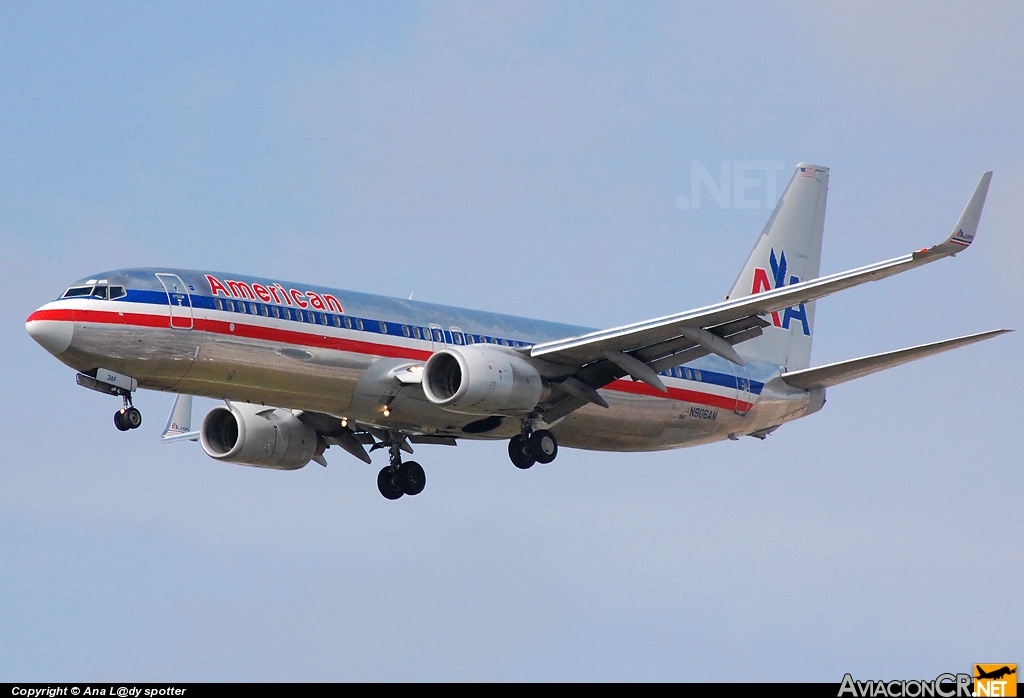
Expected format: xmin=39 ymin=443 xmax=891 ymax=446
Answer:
xmin=975 ymin=666 xmax=1016 ymax=681
xmin=25 ymin=164 xmax=1010 ymax=500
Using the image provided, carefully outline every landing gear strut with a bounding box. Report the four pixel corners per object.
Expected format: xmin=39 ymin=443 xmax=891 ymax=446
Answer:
xmin=508 ymin=418 xmax=558 ymax=469
xmin=114 ymin=394 xmax=142 ymax=431
xmin=376 ymin=436 xmax=426 ymax=500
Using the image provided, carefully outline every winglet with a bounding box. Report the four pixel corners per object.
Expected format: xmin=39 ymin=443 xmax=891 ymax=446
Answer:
xmin=160 ymin=394 xmax=200 ymax=443
xmin=917 ymin=171 xmax=992 ymax=259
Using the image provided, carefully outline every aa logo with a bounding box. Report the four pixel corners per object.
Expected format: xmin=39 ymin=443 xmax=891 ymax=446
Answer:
xmin=974 ymin=664 xmax=1017 ymax=697
xmin=750 ymin=247 xmax=811 ymax=336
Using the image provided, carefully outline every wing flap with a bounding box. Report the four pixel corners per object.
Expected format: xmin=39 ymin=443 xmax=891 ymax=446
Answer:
xmin=324 ymin=428 xmax=374 ymax=464
xmin=779 ymin=329 xmax=1010 ymax=390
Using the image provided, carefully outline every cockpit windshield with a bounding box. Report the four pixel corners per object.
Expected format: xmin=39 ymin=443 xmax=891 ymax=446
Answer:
xmin=62 ymin=286 xmax=93 ymax=298
xmin=62 ymin=285 xmax=127 ymax=300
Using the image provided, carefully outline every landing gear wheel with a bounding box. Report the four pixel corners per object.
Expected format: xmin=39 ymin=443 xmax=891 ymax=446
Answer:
xmin=114 ymin=410 xmax=131 ymax=431
xmin=529 ymin=429 xmax=558 ymax=464
xmin=508 ymin=435 xmax=536 ymax=470
xmin=124 ymin=406 xmax=142 ymax=429
xmin=399 ymin=461 xmax=426 ymax=496
xmin=377 ymin=467 xmax=405 ymax=500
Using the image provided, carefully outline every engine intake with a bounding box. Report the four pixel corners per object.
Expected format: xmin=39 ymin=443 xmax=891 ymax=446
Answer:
xmin=422 ymin=345 xmax=543 ymax=416
xmin=200 ymin=402 xmax=321 ymax=470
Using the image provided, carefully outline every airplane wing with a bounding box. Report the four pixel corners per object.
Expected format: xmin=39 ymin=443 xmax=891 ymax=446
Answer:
xmin=530 ymin=172 xmax=992 ymax=420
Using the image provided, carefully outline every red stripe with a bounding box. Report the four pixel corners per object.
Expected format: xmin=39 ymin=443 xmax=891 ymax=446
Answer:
xmin=191 ymin=316 xmax=435 ymax=361
xmin=26 ymin=309 xmax=75 ymax=323
xmin=608 ymin=378 xmax=752 ymax=411
xmin=28 ymin=308 xmax=753 ymax=411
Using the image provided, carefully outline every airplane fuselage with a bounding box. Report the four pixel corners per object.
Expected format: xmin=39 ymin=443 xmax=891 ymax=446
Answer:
xmin=26 ymin=267 xmax=820 ymax=452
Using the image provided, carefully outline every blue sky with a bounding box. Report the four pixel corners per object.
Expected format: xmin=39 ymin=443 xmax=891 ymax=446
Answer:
xmin=2 ymin=1 xmax=1021 ymax=681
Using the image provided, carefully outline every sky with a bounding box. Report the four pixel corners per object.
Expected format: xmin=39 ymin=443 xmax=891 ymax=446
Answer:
xmin=2 ymin=0 xmax=1021 ymax=682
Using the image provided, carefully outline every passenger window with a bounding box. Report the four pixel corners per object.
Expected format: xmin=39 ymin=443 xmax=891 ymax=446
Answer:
xmin=320 ymin=313 xmax=328 ymax=325
xmin=260 ymin=305 xmax=269 ymax=317
xmin=412 ymin=327 xmax=421 ymax=340
xmin=332 ymin=315 xmax=341 ymax=328
xmin=402 ymin=325 xmax=411 ymax=338
xmin=249 ymin=302 xmax=258 ymax=314
xmin=280 ymin=307 xmax=290 ymax=320
xmin=271 ymin=306 xmax=280 ymax=319
xmin=354 ymin=318 xmax=364 ymax=331
xmin=379 ymin=321 xmax=388 ymax=334
xmin=433 ymin=329 xmax=443 ymax=342
xmin=215 ymin=299 xmax=223 ymax=311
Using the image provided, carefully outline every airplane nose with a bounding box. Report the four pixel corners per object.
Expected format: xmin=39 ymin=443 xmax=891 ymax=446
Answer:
xmin=26 ymin=314 xmax=74 ymax=356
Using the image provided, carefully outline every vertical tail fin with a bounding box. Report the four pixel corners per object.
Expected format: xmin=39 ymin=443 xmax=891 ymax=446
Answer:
xmin=728 ymin=163 xmax=829 ymax=370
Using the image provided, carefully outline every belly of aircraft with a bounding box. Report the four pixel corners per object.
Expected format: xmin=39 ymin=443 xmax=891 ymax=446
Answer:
xmin=62 ymin=321 xmax=792 ymax=452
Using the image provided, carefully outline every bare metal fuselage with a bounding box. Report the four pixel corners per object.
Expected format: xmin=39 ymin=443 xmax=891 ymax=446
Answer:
xmin=33 ymin=267 xmax=820 ymax=453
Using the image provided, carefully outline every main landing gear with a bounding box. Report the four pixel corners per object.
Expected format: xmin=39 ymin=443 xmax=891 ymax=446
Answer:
xmin=376 ymin=436 xmax=426 ymax=500
xmin=114 ymin=395 xmax=142 ymax=431
xmin=507 ymin=420 xmax=558 ymax=470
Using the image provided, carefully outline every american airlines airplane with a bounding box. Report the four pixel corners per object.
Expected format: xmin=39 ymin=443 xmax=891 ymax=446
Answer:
xmin=25 ymin=165 xmax=1009 ymax=499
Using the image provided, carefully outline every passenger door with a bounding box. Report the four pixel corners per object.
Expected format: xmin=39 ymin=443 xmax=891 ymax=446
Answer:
xmin=156 ymin=273 xmax=194 ymax=329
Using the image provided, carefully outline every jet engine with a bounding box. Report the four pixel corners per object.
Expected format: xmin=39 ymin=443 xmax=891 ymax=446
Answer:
xmin=422 ymin=345 xmax=543 ymax=416
xmin=199 ymin=402 xmax=322 ymax=470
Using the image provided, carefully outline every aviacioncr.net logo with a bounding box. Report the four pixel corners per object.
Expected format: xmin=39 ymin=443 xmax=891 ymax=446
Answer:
xmin=974 ymin=664 xmax=1017 ymax=697
xmin=838 ymin=673 xmax=973 ymax=697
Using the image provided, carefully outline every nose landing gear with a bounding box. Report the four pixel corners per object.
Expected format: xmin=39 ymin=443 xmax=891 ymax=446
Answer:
xmin=114 ymin=405 xmax=143 ymax=431
xmin=114 ymin=394 xmax=142 ymax=431
xmin=75 ymin=369 xmax=142 ymax=432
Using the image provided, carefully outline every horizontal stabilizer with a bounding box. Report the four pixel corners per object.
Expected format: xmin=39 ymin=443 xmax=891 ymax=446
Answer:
xmin=780 ymin=329 xmax=1010 ymax=390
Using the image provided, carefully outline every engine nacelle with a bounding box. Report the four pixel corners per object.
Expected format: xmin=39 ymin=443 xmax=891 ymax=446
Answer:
xmin=199 ymin=402 xmax=321 ymax=470
xmin=422 ymin=345 xmax=543 ymax=416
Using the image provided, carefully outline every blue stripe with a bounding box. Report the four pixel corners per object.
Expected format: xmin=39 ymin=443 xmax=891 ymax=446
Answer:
xmin=109 ymin=290 xmax=764 ymax=396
